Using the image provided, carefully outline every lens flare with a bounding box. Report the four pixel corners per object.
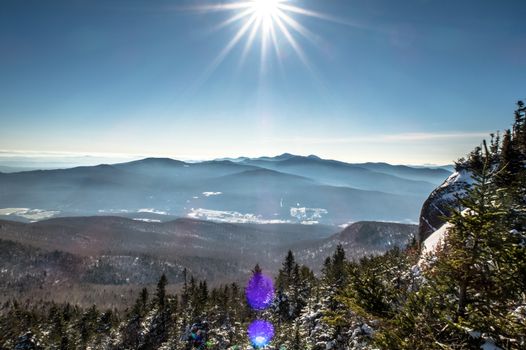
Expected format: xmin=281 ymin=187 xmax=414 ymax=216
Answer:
xmin=248 ymin=320 xmax=274 ymax=348
xmin=245 ymin=271 xmax=275 ymax=310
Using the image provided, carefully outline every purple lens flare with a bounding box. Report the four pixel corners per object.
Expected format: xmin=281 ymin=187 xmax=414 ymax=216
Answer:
xmin=245 ymin=271 xmax=275 ymax=310
xmin=248 ymin=320 xmax=274 ymax=348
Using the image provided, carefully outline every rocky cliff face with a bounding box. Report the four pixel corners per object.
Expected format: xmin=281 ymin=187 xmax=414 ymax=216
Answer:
xmin=417 ymin=169 xmax=473 ymax=245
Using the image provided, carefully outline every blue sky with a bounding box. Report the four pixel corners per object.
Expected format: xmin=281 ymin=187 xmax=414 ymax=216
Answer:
xmin=1 ymin=0 xmax=525 ymax=165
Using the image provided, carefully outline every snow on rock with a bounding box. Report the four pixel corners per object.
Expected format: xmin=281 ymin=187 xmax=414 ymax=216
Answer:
xmin=325 ymin=340 xmax=336 ymax=349
xmin=480 ymin=340 xmax=503 ymax=350
xmin=418 ymin=169 xmax=473 ymax=244
xmin=512 ymin=305 xmax=526 ymax=322
xmin=439 ymin=169 xmax=475 ymax=192
xmin=418 ymin=222 xmax=452 ymax=267
xmin=360 ymin=323 xmax=374 ymax=336
xmin=464 ymin=325 xmax=503 ymax=350
xmin=421 ymin=223 xmax=451 ymax=256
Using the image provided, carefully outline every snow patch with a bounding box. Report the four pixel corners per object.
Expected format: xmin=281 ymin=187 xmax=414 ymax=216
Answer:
xmin=437 ymin=169 xmax=475 ymax=201
xmin=0 ymin=208 xmax=59 ymax=221
xmin=132 ymin=218 xmax=162 ymax=223
xmin=338 ymin=221 xmax=355 ymax=229
xmin=202 ymin=191 xmax=222 ymax=197
xmin=361 ymin=323 xmax=374 ymax=336
xmin=419 ymin=223 xmax=452 ymax=266
xmin=98 ymin=209 xmax=130 ymax=213
xmin=137 ymin=208 xmax=168 ymax=215
xmin=188 ymin=208 xmax=290 ymax=224
xmin=422 ymin=223 xmax=451 ymax=255
xmin=440 ymin=169 xmax=475 ymax=189
xmin=480 ymin=340 xmax=502 ymax=350
xmin=466 ymin=329 xmax=502 ymax=350
xmin=301 ymin=220 xmax=319 ymax=225
xmin=290 ymin=207 xmax=328 ymax=221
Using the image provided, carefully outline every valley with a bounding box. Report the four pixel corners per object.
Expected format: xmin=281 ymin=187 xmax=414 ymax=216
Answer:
xmin=0 ymin=216 xmax=416 ymax=307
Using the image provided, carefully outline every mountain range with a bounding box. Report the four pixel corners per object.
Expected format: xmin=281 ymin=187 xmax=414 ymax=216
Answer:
xmin=0 ymin=153 xmax=445 ymax=306
xmin=0 ymin=153 xmax=452 ymax=225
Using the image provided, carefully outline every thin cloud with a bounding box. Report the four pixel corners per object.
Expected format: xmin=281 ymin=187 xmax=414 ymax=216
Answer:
xmin=380 ymin=132 xmax=490 ymax=141
xmin=263 ymin=132 xmax=491 ymax=145
xmin=0 ymin=150 xmax=141 ymax=158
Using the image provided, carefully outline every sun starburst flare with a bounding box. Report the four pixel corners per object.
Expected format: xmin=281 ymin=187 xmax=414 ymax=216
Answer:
xmin=193 ymin=0 xmax=335 ymax=73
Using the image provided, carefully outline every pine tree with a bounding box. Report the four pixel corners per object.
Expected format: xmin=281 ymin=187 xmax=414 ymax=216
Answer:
xmin=48 ymin=303 xmax=65 ymax=345
xmin=252 ymin=263 xmax=262 ymax=275
xmin=181 ymin=268 xmax=189 ymax=307
xmin=196 ymin=280 xmax=208 ymax=315
xmin=156 ymin=274 xmax=168 ymax=310
xmin=291 ymin=322 xmax=303 ymax=350
xmin=276 ymin=250 xmax=296 ymax=290
xmin=323 ymin=244 xmax=348 ymax=290
xmin=79 ymin=305 xmax=98 ymax=345
xmin=132 ymin=288 xmax=149 ymax=317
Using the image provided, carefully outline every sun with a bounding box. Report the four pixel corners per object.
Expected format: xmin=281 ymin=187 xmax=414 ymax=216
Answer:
xmin=193 ymin=0 xmax=334 ymax=72
xmin=252 ymin=0 xmax=281 ymax=19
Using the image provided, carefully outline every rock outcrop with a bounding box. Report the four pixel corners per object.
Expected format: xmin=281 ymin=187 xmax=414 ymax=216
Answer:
xmin=417 ymin=169 xmax=473 ymax=245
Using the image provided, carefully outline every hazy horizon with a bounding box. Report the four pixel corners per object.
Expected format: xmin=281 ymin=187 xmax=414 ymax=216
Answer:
xmin=0 ymin=149 xmax=458 ymax=170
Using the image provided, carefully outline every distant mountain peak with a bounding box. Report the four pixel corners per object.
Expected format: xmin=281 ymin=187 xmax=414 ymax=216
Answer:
xmin=139 ymin=157 xmax=181 ymax=163
xmin=228 ymin=168 xmax=309 ymax=180
xmin=307 ymin=154 xmax=321 ymax=160
xmin=230 ymin=153 xmax=323 ymax=162
xmin=277 ymin=152 xmax=294 ymax=158
xmin=118 ymin=157 xmax=187 ymax=167
xmin=269 ymin=153 xmax=296 ymax=161
xmin=266 ymin=153 xmax=322 ymax=162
